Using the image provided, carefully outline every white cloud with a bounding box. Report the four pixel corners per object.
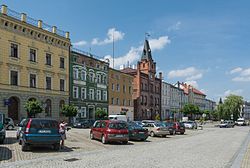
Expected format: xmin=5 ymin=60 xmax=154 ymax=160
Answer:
xmin=72 ymin=40 xmax=87 ymax=47
xmin=107 ymin=36 xmax=170 ymax=68
xmin=185 ymin=80 xmax=199 ymax=88
xmin=168 ymin=67 xmax=203 ymax=81
xmin=148 ymin=36 xmax=171 ymax=51
xmin=224 ymin=89 xmax=243 ymax=97
xmin=168 ymin=21 xmax=181 ymax=31
xmin=230 ymin=67 xmax=242 ymax=74
xmin=230 ymin=67 xmax=250 ymax=82
xmin=92 ymin=28 xmax=125 ymax=45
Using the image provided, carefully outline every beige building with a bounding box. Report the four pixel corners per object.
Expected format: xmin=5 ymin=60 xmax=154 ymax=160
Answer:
xmin=108 ymin=68 xmax=134 ymax=121
xmin=0 ymin=5 xmax=70 ymax=121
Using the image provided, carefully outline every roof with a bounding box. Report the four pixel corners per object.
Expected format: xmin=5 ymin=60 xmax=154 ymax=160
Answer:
xmin=179 ymin=82 xmax=206 ymax=96
xmin=141 ymin=40 xmax=153 ymax=61
xmin=120 ymin=67 xmax=137 ymax=74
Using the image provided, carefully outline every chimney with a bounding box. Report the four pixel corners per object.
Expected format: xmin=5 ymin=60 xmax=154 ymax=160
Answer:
xmin=21 ymin=13 xmax=27 ymax=22
xmin=159 ymin=72 xmax=162 ymax=80
xmin=1 ymin=5 xmax=7 ymax=15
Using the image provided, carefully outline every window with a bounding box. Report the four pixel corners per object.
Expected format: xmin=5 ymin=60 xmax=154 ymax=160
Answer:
xmin=112 ymin=83 xmax=114 ymax=91
xmin=60 ymin=57 xmax=65 ymax=68
xmin=81 ymin=107 xmax=87 ymax=118
xmin=97 ymin=90 xmax=101 ymax=101
xmin=123 ymin=85 xmax=126 ymax=93
xmin=10 ymin=43 xmax=18 ymax=58
xmin=73 ymin=68 xmax=78 ymax=79
xmin=116 ymin=84 xmax=120 ymax=92
xmin=128 ymin=99 xmax=131 ymax=106
xmin=46 ymin=53 xmax=52 ymax=65
xmin=103 ymin=91 xmax=107 ymax=101
xmin=29 ymin=49 xmax=36 ymax=62
xmin=60 ymin=79 xmax=65 ymax=91
xmin=89 ymin=72 xmax=94 ymax=82
xmin=73 ymin=86 xmax=78 ymax=98
xmin=116 ymin=98 xmax=120 ymax=105
xmin=46 ymin=77 xmax=51 ymax=90
xmin=81 ymin=70 xmax=86 ymax=81
xmin=123 ymin=99 xmax=126 ymax=106
xmin=97 ymin=74 xmax=101 ymax=83
xmin=103 ymin=76 xmax=106 ymax=84
xmin=129 ymin=86 xmax=132 ymax=94
xmin=111 ymin=98 xmax=114 ymax=105
xmin=89 ymin=89 xmax=94 ymax=100
xmin=45 ymin=99 xmax=52 ymax=117
xmin=30 ymin=74 xmax=36 ymax=88
xmin=10 ymin=71 xmax=18 ymax=85
xmin=81 ymin=88 xmax=86 ymax=99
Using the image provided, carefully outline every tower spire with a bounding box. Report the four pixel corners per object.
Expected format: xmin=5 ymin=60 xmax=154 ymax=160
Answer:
xmin=141 ymin=38 xmax=152 ymax=61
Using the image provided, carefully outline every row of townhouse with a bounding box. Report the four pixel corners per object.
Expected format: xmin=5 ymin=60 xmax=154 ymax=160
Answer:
xmin=161 ymin=81 xmax=216 ymax=120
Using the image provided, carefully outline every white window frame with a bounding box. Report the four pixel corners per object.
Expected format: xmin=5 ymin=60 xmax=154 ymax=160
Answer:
xmin=73 ymin=86 xmax=79 ymax=99
xmin=103 ymin=91 xmax=107 ymax=101
xmin=81 ymin=88 xmax=86 ymax=100
xmin=73 ymin=68 xmax=79 ymax=80
xmin=81 ymin=70 xmax=86 ymax=81
xmin=89 ymin=89 xmax=95 ymax=100
xmin=97 ymin=90 xmax=101 ymax=101
xmin=80 ymin=107 xmax=87 ymax=118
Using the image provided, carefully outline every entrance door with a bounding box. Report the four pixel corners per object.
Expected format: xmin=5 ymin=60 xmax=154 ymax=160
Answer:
xmin=8 ymin=96 xmax=19 ymax=121
xmin=89 ymin=107 xmax=95 ymax=119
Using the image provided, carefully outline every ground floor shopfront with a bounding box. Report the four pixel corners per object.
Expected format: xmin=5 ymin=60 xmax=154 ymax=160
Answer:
xmin=109 ymin=105 xmax=134 ymax=121
xmin=0 ymin=89 xmax=68 ymax=122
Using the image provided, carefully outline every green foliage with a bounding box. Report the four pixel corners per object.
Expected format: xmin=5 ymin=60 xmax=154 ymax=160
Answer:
xmin=155 ymin=114 xmax=160 ymax=121
xmin=221 ymin=94 xmax=243 ymax=121
xmin=95 ymin=109 xmax=107 ymax=119
xmin=181 ymin=104 xmax=200 ymax=120
xmin=24 ymin=100 xmax=43 ymax=118
xmin=61 ymin=104 xmax=78 ymax=117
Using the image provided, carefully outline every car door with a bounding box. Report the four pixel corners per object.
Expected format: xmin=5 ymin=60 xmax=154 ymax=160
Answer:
xmin=92 ymin=121 xmax=101 ymax=139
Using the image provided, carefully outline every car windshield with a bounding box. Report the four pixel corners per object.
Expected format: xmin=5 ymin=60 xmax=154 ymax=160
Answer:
xmin=31 ymin=120 xmax=58 ymax=129
xmin=237 ymin=119 xmax=244 ymax=121
xmin=155 ymin=123 xmax=165 ymax=127
xmin=129 ymin=123 xmax=143 ymax=129
xmin=179 ymin=122 xmax=185 ymax=127
xmin=109 ymin=122 xmax=127 ymax=129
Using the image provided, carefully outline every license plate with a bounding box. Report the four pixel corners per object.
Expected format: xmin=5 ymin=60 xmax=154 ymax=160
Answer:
xmin=116 ymin=134 xmax=123 ymax=137
xmin=139 ymin=132 xmax=145 ymax=134
xmin=38 ymin=130 xmax=51 ymax=133
xmin=162 ymin=129 xmax=167 ymax=131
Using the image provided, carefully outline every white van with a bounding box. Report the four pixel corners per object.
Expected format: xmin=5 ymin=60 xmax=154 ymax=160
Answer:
xmin=108 ymin=115 xmax=127 ymax=122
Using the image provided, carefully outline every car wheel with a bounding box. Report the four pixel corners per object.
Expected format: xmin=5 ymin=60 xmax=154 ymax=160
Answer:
xmin=101 ymin=135 xmax=107 ymax=144
xmin=180 ymin=132 xmax=184 ymax=135
xmin=21 ymin=141 xmax=29 ymax=151
xmin=53 ymin=143 xmax=60 ymax=151
xmin=90 ymin=132 xmax=94 ymax=140
xmin=122 ymin=141 xmax=128 ymax=145
xmin=150 ymin=131 xmax=155 ymax=137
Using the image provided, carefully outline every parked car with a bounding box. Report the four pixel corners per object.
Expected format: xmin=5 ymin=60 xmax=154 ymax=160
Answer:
xmin=5 ymin=117 xmax=15 ymax=130
xmin=73 ymin=119 xmax=95 ymax=128
xmin=127 ymin=122 xmax=148 ymax=141
xmin=133 ymin=121 xmax=144 ymax=127
xmin=90 ymin=120 xmax=129 ymax=144
xmin=162 ymin=121 xmax=175 ymax=135
xmin=174 ymin=122 xmax=185 ymax=135
xmin=183 ymin=121 xmax=197 ymax=129
xmin=235 ymin=118 xmax=247 ymax=126
xmin=16 ymin=118 xmax=27 ymax=139
xmin=141 ymin=120 xmax=155 ymax=125
xmin=0 ymin=113 xmax=6 ymax=144
xmin=219 ymin=120 xmax=235 ymax=128
xmin=143 ymin=122 xmax=169 ymax=137
xmin=19 ymin=118 xmax=61 ymax=151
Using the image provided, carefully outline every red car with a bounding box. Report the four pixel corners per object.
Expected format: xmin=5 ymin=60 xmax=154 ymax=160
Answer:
xmin=173 ymin=122 xmax=185 ymax=135
xmin=90 ymin=120 xmax=129 ymax=144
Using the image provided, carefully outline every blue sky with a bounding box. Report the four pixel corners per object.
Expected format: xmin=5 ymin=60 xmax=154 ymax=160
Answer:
xmin=2 ymin=0 xmax=250 ymax=101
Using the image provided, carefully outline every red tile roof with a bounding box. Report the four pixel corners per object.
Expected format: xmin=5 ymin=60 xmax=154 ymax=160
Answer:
xmin=120 ymin=67 xmax=137 ymax=74
xmin=179 ymin=83 xmax=206 ymax=96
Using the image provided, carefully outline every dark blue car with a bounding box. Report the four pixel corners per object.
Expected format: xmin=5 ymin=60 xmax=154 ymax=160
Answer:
xmin=19 ymin=118 xmax=61 ymax=151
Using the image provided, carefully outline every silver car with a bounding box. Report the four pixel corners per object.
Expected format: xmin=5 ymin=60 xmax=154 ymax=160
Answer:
xmin=143 ymin=122 xmax=169 ymax=137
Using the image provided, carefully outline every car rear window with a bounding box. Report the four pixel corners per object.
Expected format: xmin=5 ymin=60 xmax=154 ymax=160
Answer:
xmin=109 ymin=122 xmax=127 ymax=129
xmin=31 ymin=120 xmax=58 ymax=129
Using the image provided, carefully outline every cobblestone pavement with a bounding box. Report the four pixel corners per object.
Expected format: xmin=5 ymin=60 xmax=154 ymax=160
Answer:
xmin=0 ymin=125 xmax=249 ymax=168
xmin=241 ymin=134 xmax=250 ymax=168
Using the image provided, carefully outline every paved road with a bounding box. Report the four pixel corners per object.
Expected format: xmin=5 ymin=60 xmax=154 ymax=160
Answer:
xmin=1 ymin=126 xmax=249 ymax=168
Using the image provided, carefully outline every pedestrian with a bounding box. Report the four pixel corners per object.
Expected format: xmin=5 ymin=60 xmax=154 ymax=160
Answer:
xmin=59 ymin=120 xmax=67 ymax=149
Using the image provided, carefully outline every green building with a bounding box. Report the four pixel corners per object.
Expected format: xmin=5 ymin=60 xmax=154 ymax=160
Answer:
xmin=70 ymin=50 xmax=109 ymax=120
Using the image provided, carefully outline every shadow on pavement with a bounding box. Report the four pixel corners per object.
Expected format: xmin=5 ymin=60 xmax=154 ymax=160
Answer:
xmin=0 ymin=146 xmax=12 ymax=161
xmin=28 ymin=145 xmax=74 ymax=153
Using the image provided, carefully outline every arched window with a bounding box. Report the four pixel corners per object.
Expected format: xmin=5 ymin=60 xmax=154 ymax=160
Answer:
xmin=45 ymin=99 xmax=52 ymax=117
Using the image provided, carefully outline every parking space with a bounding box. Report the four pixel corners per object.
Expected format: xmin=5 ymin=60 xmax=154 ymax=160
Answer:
xmin=0 ymin=126 xmax=206 ymax=163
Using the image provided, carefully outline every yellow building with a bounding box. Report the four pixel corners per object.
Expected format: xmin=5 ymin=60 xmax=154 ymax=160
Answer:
xmin=108 ymin=68 xmax=134 ymax=121
xmin=0 ymin=5 xmax=70 ymax=121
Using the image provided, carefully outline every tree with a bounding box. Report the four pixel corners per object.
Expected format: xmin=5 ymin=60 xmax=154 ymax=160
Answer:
xmin=222 ymin=94 xmax=243 ymax=121
xmin=95 ymin=109 xmax=107 ymax=120
xmin=24 ymin=100 xmax=43 ymax=118
xmin=181 ymin=104 xmax=200 ymax=120
xmin=61 ymin=104 xmax=78 ymax=124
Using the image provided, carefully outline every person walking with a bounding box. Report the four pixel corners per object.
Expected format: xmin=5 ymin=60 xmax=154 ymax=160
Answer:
xmin=59 ymin=120 xmax=67 ymax=149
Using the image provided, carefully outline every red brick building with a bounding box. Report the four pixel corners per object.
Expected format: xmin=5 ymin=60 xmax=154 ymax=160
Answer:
xmin=121 ymin=40 xmax=162 ymax=120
